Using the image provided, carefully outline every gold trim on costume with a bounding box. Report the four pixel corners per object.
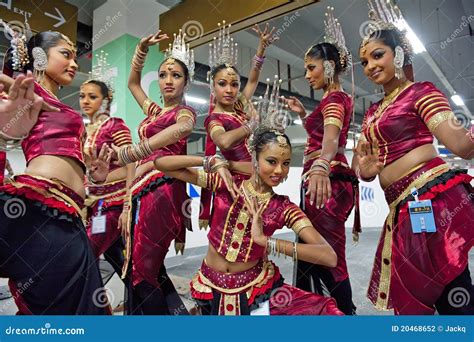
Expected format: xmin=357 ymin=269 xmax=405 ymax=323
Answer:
xmin=291 ymin=218 xmax=312 ymax=235
xmin=197 ymin=261 xmax=274 ymax=295
xmin=84 ymin=180 xmax=127 ymax=207
xmin=176 ymin=109 xmax=195 ymax=123
xmin=8 ymin=174 xmax=85 ymax=221
xmin=426 ymin=111 xmax=453 ymax=133
xmin=323 ymin=117 xmax=343 ymax=129
xmin=142 ymin=98 xmax=153 ymax=116
xmin=130 ymin=169 xmax=163 ymax=195
xmin=196 ymin=169 xmax=207 ymax=189
xmin=209 ymin=125 xmax=225 ymax=138
xmin=374 ymin=163 xmax=450 ymax=310
xmin=225 ymin=210 xmax=250 ymax=262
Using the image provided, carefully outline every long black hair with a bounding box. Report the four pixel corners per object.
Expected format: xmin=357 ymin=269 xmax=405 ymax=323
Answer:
xmin=305 ymin=42 xmax=343 ymax=74
xmin=250 ymin=127 xmax=292 ymax=159
xmin=160 ymin=57 xmax=190 ymax=84
xmin=6 ymin=31 xmax=74 ymax=74
xmin=210 ymin=63 xmax=240 ymax=81
xmin=81 ymin=79 xmax=113 ymax=112
xmin=360 ymin=29 xmax=413 ymax=66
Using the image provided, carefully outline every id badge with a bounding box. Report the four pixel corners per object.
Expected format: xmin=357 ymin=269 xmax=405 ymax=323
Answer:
xmin=250 ymin=300 xmax=270 ymax=316
xmin=91 ymin=215 xmax=107 ymax=234
xmin=408 ymin=198 xmax=436 ymax=233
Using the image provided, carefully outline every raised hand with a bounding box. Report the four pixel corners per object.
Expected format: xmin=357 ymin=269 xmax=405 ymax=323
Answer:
xmin=216 ymin=166 xmax=239 ymax=200
xmin=355 ymin=140 xmax=384 ymax=179
xmin=252 ymin=23 xmax=278 ymax=51
xmin=89 ymin=144 xmax=113 ymax=183
xmin=0 ymin=71 xmax=42 ymax=140
xmin=284 ymin=96 xmax=306 ymax=118
xmin=139 ymin=30 xmax=169 ymax=50
xmin=242 ymin=187 xmax=267 ymax=247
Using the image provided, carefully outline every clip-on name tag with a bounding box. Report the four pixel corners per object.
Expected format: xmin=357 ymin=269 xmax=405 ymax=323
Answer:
xmin=91 ymin=199 xmax=107 ymax=234
xmin=407 ymin=187 xmax=436 ymax=233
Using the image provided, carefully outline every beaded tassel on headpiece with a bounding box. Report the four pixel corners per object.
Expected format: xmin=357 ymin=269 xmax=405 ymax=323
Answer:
xmin=322 ymin=6 xmax=351 ymax=73
xmin=0 ymin=19 xmax=29 ymax=72
xmin=208 ymin=21 xmax=238 ymax=73
xmin=164 ymin=29 xmax=195 ymax=81
xmin=361 ymin=0 xmax=413 ymax=64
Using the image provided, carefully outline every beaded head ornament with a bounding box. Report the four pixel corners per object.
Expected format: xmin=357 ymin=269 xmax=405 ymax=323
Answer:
xmin=164 ymin=29 xmax=195 ymax=82
xmin=361 ymin=0 xmax=414 ymax=65
xmin=247 ymin=75 xmax=290 ymax=153
xmin=0 ymin=19 xmax=30 ymax=73
xmin=208 ymin=21 xmax=239 ymax=81
xmin=318 ymin=6 xmax=352 ymax=74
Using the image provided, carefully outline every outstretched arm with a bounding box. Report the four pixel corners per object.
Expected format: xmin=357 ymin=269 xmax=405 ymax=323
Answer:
xmin=128 ymin=31 xmax=169 ymax=109
xmin=241 ymin=23 xmax=278 ymax=100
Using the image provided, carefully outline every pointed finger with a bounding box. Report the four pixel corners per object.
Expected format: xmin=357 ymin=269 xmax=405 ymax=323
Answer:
xmin=8 ymin=75 xmax=24 ymax=100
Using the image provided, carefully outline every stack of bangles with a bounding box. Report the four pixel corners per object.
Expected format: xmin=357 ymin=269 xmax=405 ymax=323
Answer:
xmin=0 ymin=131 xmax=27 ymax=151
xmin=242 ymin=121 xmax=253 ymax=135
xmin=118 ymin=139 xmax=153 ymax=165
xmin=203 ymin=155 xmax=229 ymax=173
xmin=306 ymin=157 xmax=331 ymax=178
xmin=252 ymin=54 xmax=265 ymax=71
xmin=267 ymin=237 xmax=298 ymax=262
xmin=131 ymin=44 xmax=148 ymax=72
xmin=86 ymin=169 xmax=102 ymax=185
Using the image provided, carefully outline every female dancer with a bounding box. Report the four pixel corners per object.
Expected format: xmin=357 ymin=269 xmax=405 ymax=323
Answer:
xmin=81 ymin=79 xmax=133 ymax=278
xmin=117 ymin=30 xmax=196 ymax=315
xmin=200 ymin=23 xmax=277 ymax=228
xmin=0 ymin=31 xmax=109 ymax=314
xmin=355 ymin=0 xmax=474 ymax=314
xmin=285 ymin=7 xmax=358 ymax=315
xmin=154 ymin=127 xmax=343 ymax=315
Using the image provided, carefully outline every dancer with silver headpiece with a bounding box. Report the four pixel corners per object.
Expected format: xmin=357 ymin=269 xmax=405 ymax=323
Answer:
xmin=114 ymin=29 xmax=197 ymax=315
xmin=286 ymin=7 xmax=359 ymax=315
xmin=355 ymin=0 xmax=474 ymax=315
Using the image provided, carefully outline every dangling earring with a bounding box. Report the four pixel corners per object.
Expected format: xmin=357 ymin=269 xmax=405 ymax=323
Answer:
xmin=253 ymin=159 xmax=260 ymax=186
xmin=323 ymin=60 xmax=334 ymax=86
xmin=99 ymin=99 xmax=109 ymax=114
xmin=159 ymin=93 xmax=164 ymax=105
xmin=393 ymin=46 xmax=405 ymax=80
xmin=32 ymin=47 xmax=48 ymax=83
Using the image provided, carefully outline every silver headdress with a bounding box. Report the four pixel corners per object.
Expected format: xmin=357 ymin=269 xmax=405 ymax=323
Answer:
xmin=321 ymin=6 xmax=351 ymax=73
xmin=361 ymin=0 xmax=413 ymax=64
xmin=88 ymin=50 xmax=115 ymax=92
xmin=247 ymin=76 xmax=290 ymax=152
xmin=164 ymin=29 xmax=195 ymax=81
xmin=208 ymin=21 xmax=238 ymax=70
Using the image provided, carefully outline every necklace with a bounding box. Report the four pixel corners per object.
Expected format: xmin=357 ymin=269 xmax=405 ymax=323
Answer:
xmin=40 ymin=83 xmax=59 ymax=100
xmin=91 ymin=112 xmax=109 ymax=124
xmin=158 ymin=104 xmax=179 ymax=116
xmin=374 ymin=81 xmax=411 ymax=118
xmin=243 ymin=179 xmax=273 ymax=203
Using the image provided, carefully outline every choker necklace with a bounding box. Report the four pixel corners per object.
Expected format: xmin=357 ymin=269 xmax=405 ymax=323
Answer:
xmin=374 ymin=81 xmax=411 ymax=118
xmin=243 ymin=179 xmax=273 ymax=203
